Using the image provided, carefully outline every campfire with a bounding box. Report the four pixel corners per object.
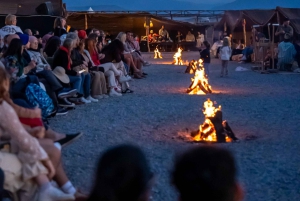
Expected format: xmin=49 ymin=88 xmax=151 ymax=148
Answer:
xmin=154 ymin=46 xmax=163 ymax=59
xmin=191 ymin=99 xmax=239 ymax=143
xmin=186 ymin=59 xmax=212 ymax=95
xmin=172 ymin=48 xmax=183 ymax=65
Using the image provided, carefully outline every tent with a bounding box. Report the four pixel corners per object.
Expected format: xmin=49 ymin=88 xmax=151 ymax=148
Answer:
xmin=276 ymin=7 xmax=300 ymax=36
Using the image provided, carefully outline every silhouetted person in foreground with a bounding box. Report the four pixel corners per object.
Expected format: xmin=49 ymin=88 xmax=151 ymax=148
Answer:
xmin=87 ymin=144 xmax=154 ymax=201
xmin=172 ymin=146 xmax=244 ymax=201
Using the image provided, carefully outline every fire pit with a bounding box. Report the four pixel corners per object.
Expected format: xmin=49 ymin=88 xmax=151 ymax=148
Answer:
xmin=172 ymin=48 xmax=183 ymax=65
xmin=186 ymin=59 xmax=212 ymax=95
xmin=154 ymin=46 xmax=163 ymax=59
xmin=191 ymin=99 xmax=239 ymax=143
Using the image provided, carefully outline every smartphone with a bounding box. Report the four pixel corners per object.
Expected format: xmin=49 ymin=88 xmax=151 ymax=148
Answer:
xmin=79 ymin=69 xmax=86 ymax=74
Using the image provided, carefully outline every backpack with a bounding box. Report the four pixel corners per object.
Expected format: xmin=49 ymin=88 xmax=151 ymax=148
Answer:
xmin=25 ymin=83 xmax=54 ymax=119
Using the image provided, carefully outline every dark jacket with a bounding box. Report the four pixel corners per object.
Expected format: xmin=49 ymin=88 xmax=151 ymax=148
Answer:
xmin=52 ymin=48 xmax=77 ymax=76
xmin=53 ymin=27 xmax=67 ymax=37
xmin=71 ymin=48 xmax=84 ymax=68
xmin=100 ymin=42 xmax=123 ymax=64
xmin=200 ymin=48 xmax=211 ymax=63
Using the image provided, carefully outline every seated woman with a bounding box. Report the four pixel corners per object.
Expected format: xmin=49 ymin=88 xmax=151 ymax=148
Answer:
xmin=1 ymin=38 xmax=39 ymax=101
xmin=26 ymin=36 xmax=77 ymax=111
xmin=87 ymin=38 xmax=131 ymax=96
xmin=115 ymin=32 xmax=144 ymax=79
xmin=52 ymin=38 xmax=86 ymax=103
xmin=0 ymin=67 xmax=74 ymax=201
xmin=66 ymin=33 xmax=95 ymax=103
xmin=100 ymin=39 xmax=134 ymax=94
xmin=79 ymin=38 xmax=108 ymax=99
xmin=87 ymin=144 xmax=154 ymax=201
xmin=44 ymin=36 xmax=61 ymax=58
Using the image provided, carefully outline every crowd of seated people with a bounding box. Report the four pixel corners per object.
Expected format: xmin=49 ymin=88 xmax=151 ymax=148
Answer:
xmin=0 ymin=14 xmax=155 ymax=200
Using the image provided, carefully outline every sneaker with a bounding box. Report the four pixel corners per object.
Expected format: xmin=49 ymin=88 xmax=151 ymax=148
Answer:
xmin=119 ymin=76 xmax=131 ymax=83
xmin=56 ymin=107 xmax=68 ymax=116
xmin=102 ymin=94 xmax=109 ymax=99
xmin=73 ymin=93 xmax=83 ymax=98
xmin=80 ymin=97 xmax=91 ymax=103
xmin=94 ymin=95 xmax=104 ymax=100
xmin=58 ymin=88 xmax=77 ymax=99
xmin=142 ymin=72 xmax=148 ymax=76
xmin=55 ymin=132 xmax=83 ymax=148
xmin=58 ymin=98 xmax=75 ymax=108
xmin=109 ymin=88 xmax=122 ymax=97
xmin=86 ymin=96 xmax=98 ymax=102
xmin=115 ymin=87 xmax=122 ymax=93
xmin=36 ymin=185 xmax=75 ymax=201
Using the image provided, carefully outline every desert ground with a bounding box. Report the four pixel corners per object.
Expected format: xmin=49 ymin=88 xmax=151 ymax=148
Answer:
xmin=50 ymin=52 xmax=300 ymax=201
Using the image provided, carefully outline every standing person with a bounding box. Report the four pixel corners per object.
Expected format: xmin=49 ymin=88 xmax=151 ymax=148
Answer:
xmin=196 ymin=32 xmax=204 ymax=49
xmin=275 ymin=18 xmax=293 ymax=42
xmin=53 ymin=17 xmax=67 ymax=37
xmin=158 ymin=25 xmax=169 ymax=41
xmin=219 ymin=37 xmax=231 ymax=77
xmin=278 ymin=34 xmax=296 ymax=71
xmin=200 ymin=41 xmax=211 ymax=77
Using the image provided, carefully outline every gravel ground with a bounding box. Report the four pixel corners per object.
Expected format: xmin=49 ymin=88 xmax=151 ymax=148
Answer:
xmin=49 ymin=55 xmax=300 ymax=201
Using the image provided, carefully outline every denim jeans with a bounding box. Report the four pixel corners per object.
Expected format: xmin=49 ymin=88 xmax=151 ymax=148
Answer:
xmin=81 ymin=73 xmax=91 ymax=98
xmin=68 ymin=75 xmax=82 ymax=94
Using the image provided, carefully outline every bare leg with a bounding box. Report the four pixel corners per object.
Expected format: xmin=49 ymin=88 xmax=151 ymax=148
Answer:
xmin=45 ymin=128 xmax=65 ymax=141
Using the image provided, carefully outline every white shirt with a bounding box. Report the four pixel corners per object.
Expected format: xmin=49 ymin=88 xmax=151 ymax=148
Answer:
xmin=0 ymin=25 xmax=23 ymax=47
xmin=220 ymin=46 xmax=232 ymax=61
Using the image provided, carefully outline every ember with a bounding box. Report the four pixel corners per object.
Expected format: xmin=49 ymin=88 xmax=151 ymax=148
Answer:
xmin=186 ymin=59 xmax=212 ymax=95
xmin=154 ymin=46 xmax=163 ymax=59
xmin=191 ymin=99 xmax=239 ymax=143
xmin=172 ymin=48 xmax=183 ymax=65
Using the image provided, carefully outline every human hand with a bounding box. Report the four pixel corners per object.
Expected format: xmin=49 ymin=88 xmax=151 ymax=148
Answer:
xmin=83 ymin=61 xmax=88 ymax=66
xmin=31 ymin=126 xmax=45 ymax=139
xmin=42 ymin=159 xmax=56 ymax=180
xmin=98 ymin=54 xmax=105 ymax=60
xmin=45 ymin=65 xmax=51 ymax=70
xmin=28 ymin=60 xmax=36 ymax=69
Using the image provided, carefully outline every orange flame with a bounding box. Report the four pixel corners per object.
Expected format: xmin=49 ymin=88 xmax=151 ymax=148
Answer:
xmin=173 ymin=48 xmax=183 ymax=65
xmin=154 ymin=47 xmax=163 ymax=59
xmin=187 ymin=59 xmax=212 ymax=95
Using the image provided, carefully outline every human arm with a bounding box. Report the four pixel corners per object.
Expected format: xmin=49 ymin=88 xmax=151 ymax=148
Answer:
xmin=0 ymin=101 xmax=48 ymax=163
xmin=275 ymin=26 xmax=284 ymax=36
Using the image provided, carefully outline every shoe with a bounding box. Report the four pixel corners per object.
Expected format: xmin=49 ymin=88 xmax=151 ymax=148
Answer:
xmin=86 ymin=96 xmax=98 ymax=102
xmin=58 ymin=98 xmax=75 ymax=108
xmin=109 ymin=88 xmax=122 ymax=97
xmin=80 ymin=97 xmax=91 ymax=103
xmin=58 ymin=88 xmax=77 ymax=99
xmin=56 ymin=107 xmax=68 ymax=116
xmin=134 ymin=73 xmax=142 ymax=79
xmin=73 ymin=93 xmax=83 ymax=98
xmin=142 ymin=72 xmax=148 ymax=76
xmin=119 ymin=75 xmax=132 ymax=83
xmin=122 ymin=89 xmax=134 ymax=93
xmin=102 ymin=94 xmax=109 ymax=98
xmin=55 ymin=132 xmax=83 ymax=148
xmin=115 ymin=87 xmax=122 ymax=93
xmin=36 ymin=185 xmax=75 ymax=201
xmin=125 ymin=75 xmax=132 ymax=81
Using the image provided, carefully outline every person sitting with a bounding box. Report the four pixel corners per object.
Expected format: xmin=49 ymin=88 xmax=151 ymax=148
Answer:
xmin=24 ymin=29 xmax=32 ymax=36
xmin=185 ymin=31 xmax=195 ymax=42
xmin=158 ymin=25 xmax=169 ymax=41
xmin=52 ymin=38 xmax=85 ymax=104
xmin=115 ymin=32 xmax=143 ymax=79
xmin=172 ymin=146 xmax=244 ymax=201
xmin=42 ymin=33 xmax=54 ymax=49
xmin=231 ymin=39 xmax=245 ymax=60
xmin=263 ymin=47 xmax=278 ymax=69
xmin=293 ymin=39 xmax=300 ymax=68
xmin=44 ymin=36 xmax=61 ymax=58
xmin=79 ymin=38 xmax=108 ymax=99
xmin=0 ymin=14 xmax=23 ymax=48
xmin=278 ymin=34 xmax=296 ymax=71
xmin=53 ymin=17 xmax=67 ymax=37
xmin=67 ymin=32 xmax=96 ymax=103
xmin=176 ymin=31 xmax=183 ymax=43
xmin=275 ymin=17 xmax=294 ymax=42
xmin=148 ymin=30 xmax=158 ymax=43
xmin=87 ymin=144 xmax=154 ymax=201
xmin=0 ymin=67 xmax=75 ymax=201
xmin=26 ymin=35 xmax=77 ymax=111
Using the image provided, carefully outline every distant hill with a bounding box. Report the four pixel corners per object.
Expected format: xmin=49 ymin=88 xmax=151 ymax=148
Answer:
xmin=214 ymin=0 xmax=300 ymax=10
xmin=63 ymin=0 xmax=214 ymax=11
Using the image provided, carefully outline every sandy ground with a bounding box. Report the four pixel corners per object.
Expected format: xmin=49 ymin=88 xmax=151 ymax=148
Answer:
xmin=50 ymin=53 xmax=300 ymax=201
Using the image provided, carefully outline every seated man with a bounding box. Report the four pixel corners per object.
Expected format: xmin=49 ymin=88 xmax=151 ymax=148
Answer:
xmin=158 ymin=25 xmax=169 ymax=41
xmin=185 ymin=31 xmax=195 ymax=42
xmin=172 ymin=146 xmax=244 ymax=201
xmin=278 ymin=34 xmax=296 ymax=71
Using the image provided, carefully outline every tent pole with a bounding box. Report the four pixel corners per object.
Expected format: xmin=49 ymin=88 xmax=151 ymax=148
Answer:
xmin=243 ymin=19 xmax=246 ymax=46
xmin=85 ymin=14 xmax=88 ymax=30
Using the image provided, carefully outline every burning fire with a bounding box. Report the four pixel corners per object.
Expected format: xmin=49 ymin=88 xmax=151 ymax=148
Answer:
xmin=173 ymin=48 xmax=183 ymax=65
xmin=192 ymin=99 xmax=231 ymax=142
xmin=187 ymin=59 xmax=212 ymax=94
xmin=154 ymin=47 xmax=163 ymax=59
